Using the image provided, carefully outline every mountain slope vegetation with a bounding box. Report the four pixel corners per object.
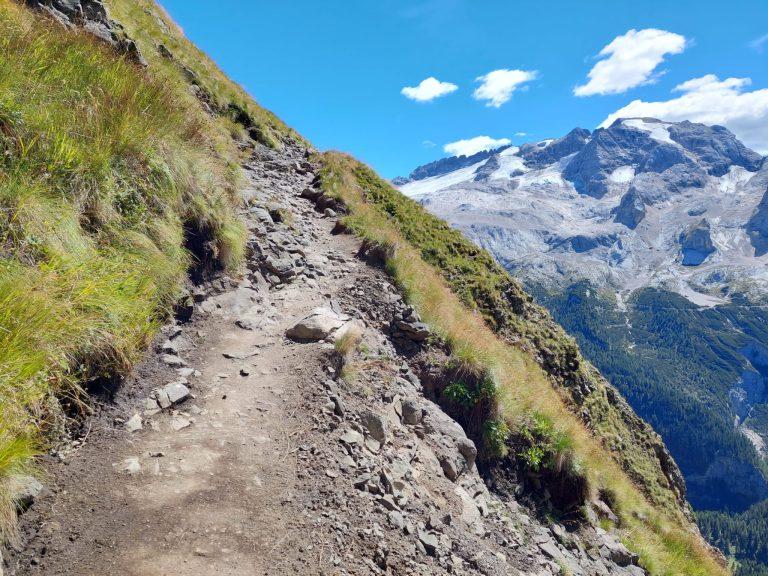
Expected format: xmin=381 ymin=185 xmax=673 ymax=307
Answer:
xmin=0 ymin=1 xmax=728 ymax=574
xmin=319 ymin=152 xmax=727 ymax=575
xmin=0 ymin=0 xmax=301 ymax=541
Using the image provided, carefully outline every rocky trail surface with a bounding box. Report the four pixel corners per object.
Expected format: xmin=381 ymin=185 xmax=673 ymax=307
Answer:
xmin=5 ymin=145 xmax=645 ymax=576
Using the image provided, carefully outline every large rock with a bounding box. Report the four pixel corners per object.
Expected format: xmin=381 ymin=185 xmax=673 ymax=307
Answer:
xmin=614 ymin=188 xmax=646 ymax=229
xmin=286 ymin=307 xmax=350 ymax=341
xmin=680 ymin=218 xmax=715 ymax=266
xmin=360 ymin=409 xmax=388 ymax=443
xmin=421 ymin=402 xmax=477 ymax=481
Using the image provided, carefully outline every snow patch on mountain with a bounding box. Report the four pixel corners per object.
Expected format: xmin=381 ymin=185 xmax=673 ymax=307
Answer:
xmin=397 ymin=119 xmax=768 ymax=307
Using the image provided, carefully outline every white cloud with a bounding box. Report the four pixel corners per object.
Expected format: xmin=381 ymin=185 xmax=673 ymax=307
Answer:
xmin=401 ymin=77 xmax=458 ymax=102
xmin=473 ymin=69 xmax=537 ymax=107
xmin=574 ymin=29 xmax=687 ymax=96
xmin=444 ymin=136 xmax=511 ymax=157
xmin=514 ymin=132 xmax=528 ymax=137
xmin=601 ymin=74 xmax=768 ymax=153
xmin=751 ymin=33 xmax=768 ymax=53
xmin=422 ymin=140 xmax=436 ymax=148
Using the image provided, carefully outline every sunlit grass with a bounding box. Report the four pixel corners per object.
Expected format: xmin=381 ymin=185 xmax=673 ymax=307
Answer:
xmin=0 ymin=0 xmax=247 ymax=538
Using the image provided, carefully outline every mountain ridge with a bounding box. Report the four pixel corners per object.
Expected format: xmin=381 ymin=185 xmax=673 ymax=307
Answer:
xmin=396 ymin=118 xmax=768 ymax=572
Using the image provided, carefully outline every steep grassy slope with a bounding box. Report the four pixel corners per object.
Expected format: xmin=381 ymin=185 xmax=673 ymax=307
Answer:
xmin=0 ymin=0 xmax=299 ymax=541
xmin=319 ymin=152 xmax=727 ymax=576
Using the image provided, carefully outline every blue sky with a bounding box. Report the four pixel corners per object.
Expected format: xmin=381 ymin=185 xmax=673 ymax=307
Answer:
xmin=160 ymin=0 xmax=768 ymax=178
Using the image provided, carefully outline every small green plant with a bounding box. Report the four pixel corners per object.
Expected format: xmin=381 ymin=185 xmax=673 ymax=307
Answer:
xmin=520 ymin=445 xmax=546 ymax=471
xmin=517 ymin=412 xmax=580 ymax=475
xmin=483 ymin=418 xmax=510 ymax=458
xmin=443 ymin=381 xmax=476 ymax=407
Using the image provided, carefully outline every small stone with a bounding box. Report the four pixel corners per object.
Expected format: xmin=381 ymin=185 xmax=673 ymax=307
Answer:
xmin=161 ymin=354 xmax=186 ymax=367
xmin=125 ymin=413 xmax=143 ymax=432
xmin=388 ymin=510 xmax=404 ymax=529
xmin=143 ymin=398 xmax=159 ymax=411
xmin=162 ymin=380 xmax=191 ymax=405
xmin=161 ymin=339 xmax=178 ymax=354
xmin=119 ymin=457 xmax=141 ymax=474
xmin=170 ymin=416 xmax=191 ymax=431
xmin=418 ymin=530 xmax=439 ymax=556
xmin=340 ymin=429 xmax=364 ymax=445
xmin=11 ymin=476 xmax=44 ymax=510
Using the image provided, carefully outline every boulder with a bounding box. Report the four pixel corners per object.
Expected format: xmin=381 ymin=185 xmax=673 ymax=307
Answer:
xmin=421 ymin=402 xmax=477 ymax=480
xmin=680 ymin=218 xmax=715 ymax=266
xmin=401 ymin=399 xmax=423 ymax=425
xmin=286 ymin=307 xmax=349 ymax=341
xmin=360 ymin=409 xmax=388 ymax=444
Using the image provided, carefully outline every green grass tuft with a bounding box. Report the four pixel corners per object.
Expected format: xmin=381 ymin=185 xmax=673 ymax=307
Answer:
xmin=0 ymin=0 xmax=249 ymax=539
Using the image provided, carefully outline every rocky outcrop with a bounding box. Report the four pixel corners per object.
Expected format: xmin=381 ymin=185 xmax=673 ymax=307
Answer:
xmin=25 ymin=0 xmax=146 ymax=65
xmin=680 ymin=219 xmax=716 ymax=266
xmin=614 ymin=187 xmax=646 ymax=229
xmin=473 ymin=154 xmax=500 ymax=182
xmin=747 ymin=187 xmax=768 ymax=256
xmin=396 ymin=146 xmax=509 ymax=184
xmin=519 ymin=127 xmax=591 ymax=169
xmin=668 ymin=121 xmax=763 ymax=176
xmin=562 ymin=122 xmax=655 ymax=198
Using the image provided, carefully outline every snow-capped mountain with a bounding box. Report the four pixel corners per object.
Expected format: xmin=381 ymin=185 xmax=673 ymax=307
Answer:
xmin=397 ymin=119 xmax=768 ymax=513
xmin=398 ymin=118 xmax=768 ymax=306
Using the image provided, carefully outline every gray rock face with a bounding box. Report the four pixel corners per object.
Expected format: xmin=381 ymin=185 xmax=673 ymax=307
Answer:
xmin=25 ymin=0 xmax=147 ymax=65
xmin=668 ymin=121 xmax=763 ymax=176
xmin=519 ymin=127 xmax=591 ymax=169
xmin=396 ymin=146 xmax=510 ymax=184
xmin=561 ymin=119 xmax=724 ymax=199
xmin=748 ymin=187 xmax=768 ymax=256
xmin=563 ymin=121 xmax=655 ymax=198
xmin=680 ymin=219 xmax=715 ymax=266
xmin=614 ymin=188 xmax=646 ymax=229
xmin=473 ymin=155 xmax=500 ymax=182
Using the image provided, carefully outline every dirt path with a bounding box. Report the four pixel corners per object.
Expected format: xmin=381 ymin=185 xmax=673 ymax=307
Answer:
xmin=9 ymin=148 xmax=364 ymax=576
xmin=7 ymin=145 xmax=649 ymax=576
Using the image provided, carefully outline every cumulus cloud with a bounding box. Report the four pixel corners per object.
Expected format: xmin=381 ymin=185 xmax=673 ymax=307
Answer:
xmin=575 ymin=29 xmax=687 ymax=96
xmin=473 ymin=69 xmax=537 ymax=107
xmin=601 ymin=74 xmax=768 ymax=153
xmin=401 ymin=77 xmax=458 ymax=102
xmin=444 ymin=136 xmax=511 ymax=157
